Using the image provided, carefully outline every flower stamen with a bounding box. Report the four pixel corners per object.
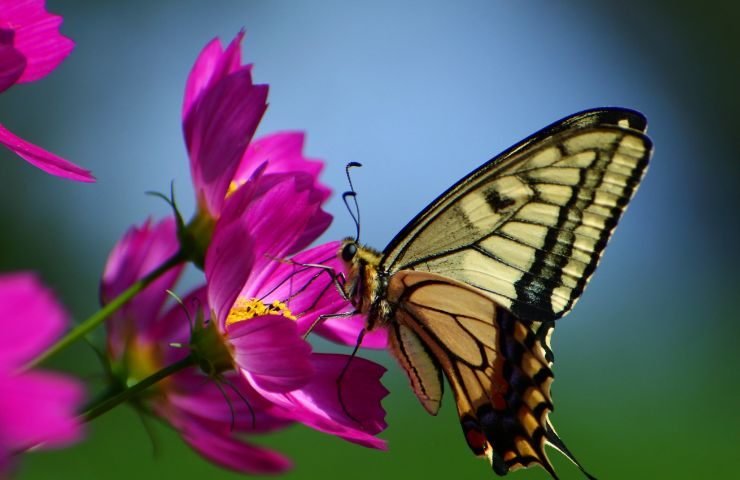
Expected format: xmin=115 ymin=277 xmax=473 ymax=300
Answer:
xmin=226 ymin=298 xmax=297 ymax=326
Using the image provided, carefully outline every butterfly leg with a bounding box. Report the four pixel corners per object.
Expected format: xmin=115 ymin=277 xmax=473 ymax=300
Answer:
xmin=302 ymin=310 xmax=357 ymax=340
xmin=336 ymin=328 xmax=368 ymax=427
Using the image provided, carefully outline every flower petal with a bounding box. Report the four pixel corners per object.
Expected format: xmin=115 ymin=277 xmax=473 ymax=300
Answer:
xmin=312 ymin=313 xmax=388 ymax=349
xmin=182 ymin=32 xmax=245 ymax=120
xmin=0 ymin=272 xmax=68 ymax=367
xmin=227 ymin=315 xmax=314 ymax=393
xmin=205 ymin=188 xmax=257 ymax=328
xmin=184 ymin=67 xmax=267 ymax=217
xmin=227 ymin=173 xmax=332 ymax=299
xmin=0 ymin=44 xmax=26 ymax=94
xmin=235 ymin=131 xmax=331 ymax=202
xmin=254 ymin=353 xmax=388 ymax=450
xmin=0 ymin=0 xmax=74 ymax=84
xmin=0 ymin=124 xmax=94 ymax=182
xmin=169 ymin=369 xmax=290 ymax=433
xmin=0 ymin=370 xmax=84 ymax=452
xmin=172 ymin=411 xmax=292 ymax=475
xmin=102 ymin=217 xmax=184 ymax=358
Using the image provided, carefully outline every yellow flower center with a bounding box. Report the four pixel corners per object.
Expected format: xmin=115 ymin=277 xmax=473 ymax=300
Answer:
xmin=126 ymin=339 xmax=168 ymax=390
xmin=226 ymin=179 xmax=246 ymax=199
xmin=225 ymin=298 xmax=297 ymax=326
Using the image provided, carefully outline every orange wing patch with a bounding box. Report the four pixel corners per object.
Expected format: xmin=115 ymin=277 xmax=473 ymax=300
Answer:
xmin=386 ymin=270 xmax=594 ymax=479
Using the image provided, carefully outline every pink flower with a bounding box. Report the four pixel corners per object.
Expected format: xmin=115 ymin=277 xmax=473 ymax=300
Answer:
xmin=100 ymin=32 xmax=387 ymax=473
xmin=0 ymin=0 xmax=94 ymax=182
xmin=182 ymin=32 xmax=328 ymax=226
xmin=205 ymin=173 xmax=388 ymax=449
xmin=0 ymin=272 xmax=84 ymax=473
xmin=103 ymin=219 xmax=293 ymax=474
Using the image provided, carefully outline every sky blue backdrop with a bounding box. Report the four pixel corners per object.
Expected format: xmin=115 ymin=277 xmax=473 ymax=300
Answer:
xmin=1 ymin=1 xmax=737 ymax=479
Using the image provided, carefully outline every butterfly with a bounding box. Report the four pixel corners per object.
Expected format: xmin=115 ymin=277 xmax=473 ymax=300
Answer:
xmin=337 ymin=108 xmax=651 ymax=478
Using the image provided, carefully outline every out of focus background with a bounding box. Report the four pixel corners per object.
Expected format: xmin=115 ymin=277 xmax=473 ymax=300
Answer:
xmin=3 ymin=1 xmax=738 ymax=478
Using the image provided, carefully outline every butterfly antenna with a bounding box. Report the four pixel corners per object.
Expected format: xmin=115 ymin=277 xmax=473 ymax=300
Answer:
xmin=336 ymin=328 xmax=367 ymax=427
xmin=343 ymin=161 xmax=362 ymax=241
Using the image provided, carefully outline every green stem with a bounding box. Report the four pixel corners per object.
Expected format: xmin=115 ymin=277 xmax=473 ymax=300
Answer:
xmin=28 ymin=251 xmax=186 ymax=368
xmin=82 ymin=355 xmax=196 ymax=422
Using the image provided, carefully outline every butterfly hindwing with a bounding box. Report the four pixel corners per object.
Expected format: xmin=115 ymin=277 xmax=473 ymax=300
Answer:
xmin=387 ymin=321 xmax=444 ymax=415
xmin=386 ymin=270 xmax=593 ymax=478
xmin=380 ymin=108 xmax=651 ymax=322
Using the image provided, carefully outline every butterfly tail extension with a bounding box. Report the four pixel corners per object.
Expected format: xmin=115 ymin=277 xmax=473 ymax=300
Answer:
xmin=544 ymin=422 xmax=598 ymax=480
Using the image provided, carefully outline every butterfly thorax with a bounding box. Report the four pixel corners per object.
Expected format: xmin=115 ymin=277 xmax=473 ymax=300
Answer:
xmin=338 ymin=238 xmax=392 ymax=331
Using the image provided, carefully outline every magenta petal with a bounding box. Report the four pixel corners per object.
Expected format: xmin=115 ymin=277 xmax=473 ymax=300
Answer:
xmin=0 ymin=272 xmax=68 ymax=367
xmin=0 ymin=44 xmax=26 ymax=94
xmin=235 ymin=132 xmax=331 ymax=202
xmin=313 ymin=313 xmax=388 ymax=349
xmin=184 ymin=67 xmax=267 ymax=216
xmin=0 ymin=0 xmax=74 ymax=84
xmin=174 ymin=413 xmax=292 ymax=475
xmin=102 ymin=218 xmax=184 ymax=357
xmin=256 ymin=353 xmax=388 ymax=449
xmin=0 ymin=124 xmax=94 ymax=182
xmin=182 ymin=37 xmax=223 ymax=120
xmin=205 ymin=192 xmax=257 ymax=328
xmin=230 ymin=173 xmax=332 ymax=299
xmin=182 ymin=32 xmax=245 ymax=120
xmin=227 ymin=315 xmax=314 ymax=393
xmin=0 ymin=370 xmax=84 ymax=451
xmin=294 ymin=354 xmax=387 ymax=435
xmin=169 ymin=369 xmax=290 ymax=433
xmin=253 ymin=241 xmax=344 ymax=324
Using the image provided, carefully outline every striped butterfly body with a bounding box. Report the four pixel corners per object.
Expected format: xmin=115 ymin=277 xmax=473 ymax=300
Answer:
xmin=338 ymin=108 xmax=652 ymax=478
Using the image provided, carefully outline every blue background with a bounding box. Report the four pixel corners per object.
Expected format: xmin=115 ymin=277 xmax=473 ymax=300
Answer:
xmin=2 ymin=1 xmax=737 ymax=479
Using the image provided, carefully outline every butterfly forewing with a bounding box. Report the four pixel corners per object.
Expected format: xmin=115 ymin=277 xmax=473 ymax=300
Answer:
xmin=380 ymin=108 xmax=651 ymax=322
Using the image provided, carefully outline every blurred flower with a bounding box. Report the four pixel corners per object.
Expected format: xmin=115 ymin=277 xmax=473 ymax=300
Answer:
xmin=0 ymin=272 xmax=84 ymax=473
xmin=102 ymin=219 xmax=294 ymax=474
xmin=0 ymin=0 xmax=94 ymax=182
xmin=180 ymin=32 xmax=329 ymax=262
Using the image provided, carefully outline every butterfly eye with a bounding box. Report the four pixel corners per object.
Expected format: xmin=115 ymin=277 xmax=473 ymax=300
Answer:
xmin=341 ymin=243 xmax=358 ymax=262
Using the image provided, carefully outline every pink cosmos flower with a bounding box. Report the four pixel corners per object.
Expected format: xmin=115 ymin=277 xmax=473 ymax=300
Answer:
xmin=0 ymin=0 xmax=94 ymax=182
xmin=205 ymin=172 xmax=388 ymax=449
xmin=182 ymin=31 xmax=329 ymax=228
xmin=0 ymin=272 xmax=84 ymax=473
xmin=180 ymin=31 xmax=382 ymax=348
